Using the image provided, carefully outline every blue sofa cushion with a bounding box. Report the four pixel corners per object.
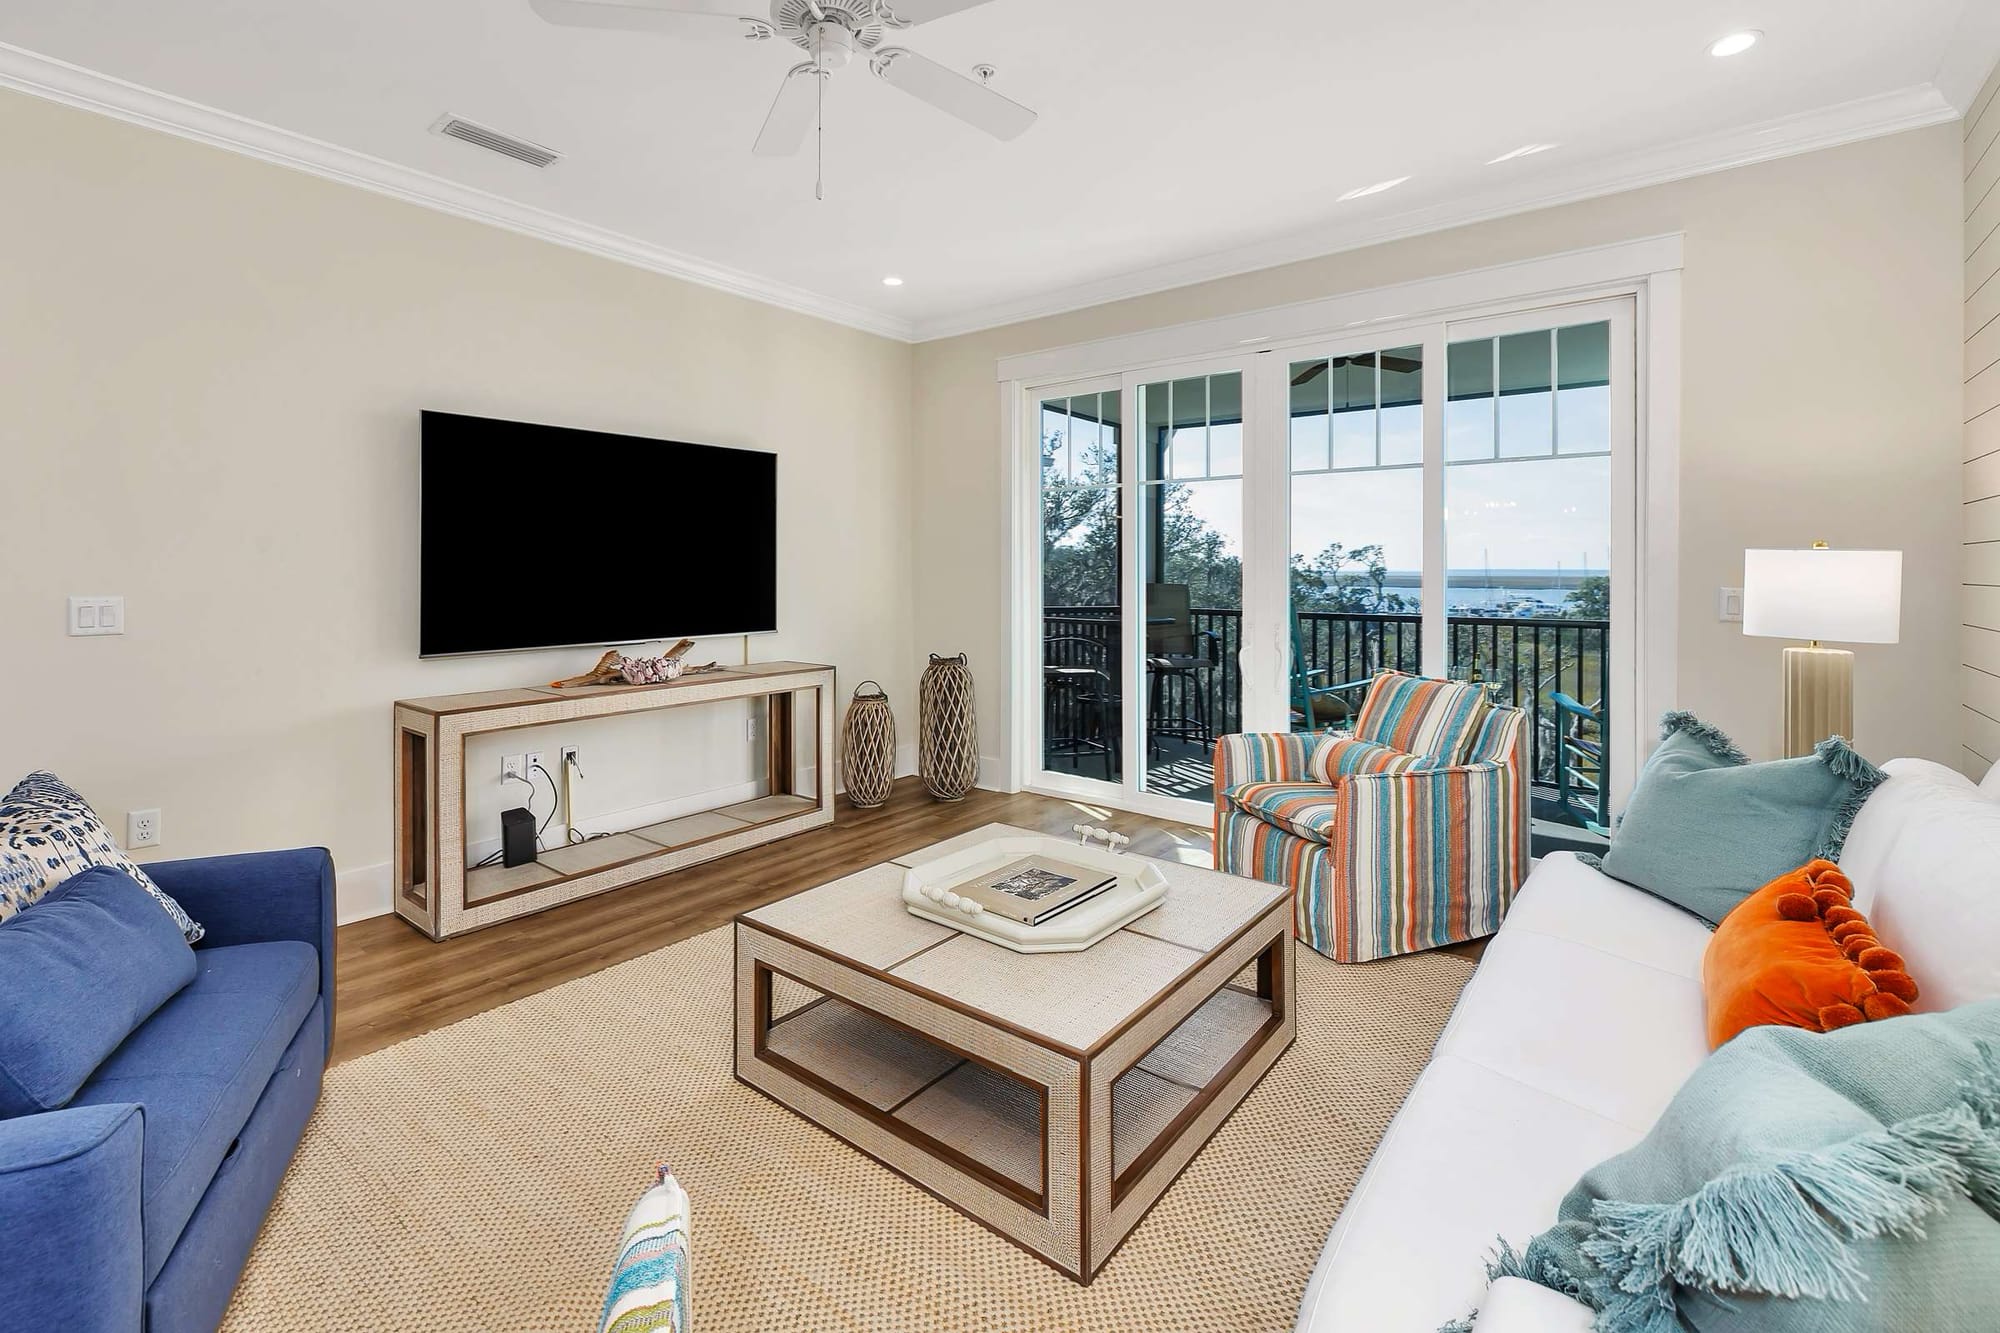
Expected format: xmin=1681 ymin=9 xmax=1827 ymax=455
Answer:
xmin=0 ymin=867 xmax=198 ymax=1118
xmin=69 ymin=940 xmax=319 ymax=1284
xmin=0 ymin=772 xmax=203 ymax=942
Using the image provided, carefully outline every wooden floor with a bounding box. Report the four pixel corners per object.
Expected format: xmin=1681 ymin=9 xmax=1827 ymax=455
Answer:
xmin=332 ymin=778 xmax=1217 ymax=1064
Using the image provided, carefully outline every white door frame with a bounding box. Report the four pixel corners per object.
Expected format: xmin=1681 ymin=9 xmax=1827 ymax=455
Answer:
xmin=998 ymin=235 xmax=1682 ymax=822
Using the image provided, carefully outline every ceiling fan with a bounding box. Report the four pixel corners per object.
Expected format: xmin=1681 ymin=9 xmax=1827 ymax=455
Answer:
xmin=530 ymin=0 xmax=1036 ymax=196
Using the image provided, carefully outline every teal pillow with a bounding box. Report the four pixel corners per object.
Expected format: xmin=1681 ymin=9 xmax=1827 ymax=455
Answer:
xmin=1451 ymin=1003 xmax=2000 ymax=1333
xmin=1591 ymin=712 xmax=1884 ymax=926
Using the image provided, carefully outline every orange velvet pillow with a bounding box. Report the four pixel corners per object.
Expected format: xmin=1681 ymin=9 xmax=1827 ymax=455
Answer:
xmin=1700 ymin=859 xmax=1919 ymax=1050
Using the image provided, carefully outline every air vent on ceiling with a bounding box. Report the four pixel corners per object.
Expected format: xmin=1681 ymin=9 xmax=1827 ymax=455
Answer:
xmin=429 ymin=114 xmax=563 ymax=169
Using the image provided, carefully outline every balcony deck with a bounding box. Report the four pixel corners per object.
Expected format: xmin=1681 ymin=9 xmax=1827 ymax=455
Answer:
xmin=1042 ymin=604 xmax=1610 ymax=852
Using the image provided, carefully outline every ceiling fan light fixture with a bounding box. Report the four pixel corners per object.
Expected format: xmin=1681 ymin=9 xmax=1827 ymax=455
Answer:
xmin=1708 ymin=30 xmax=1761 ymax=58
xmin=1338 ymin=176 xmax=1410 ymax=202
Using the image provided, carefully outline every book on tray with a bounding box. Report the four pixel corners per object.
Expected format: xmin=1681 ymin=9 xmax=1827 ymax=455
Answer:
xmin=945 ymin=856 xmax=1119 ymax=927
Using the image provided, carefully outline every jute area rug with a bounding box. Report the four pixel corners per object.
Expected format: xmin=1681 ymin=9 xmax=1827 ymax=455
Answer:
xmin=223 ymin=926 xmax=1474 ymax=1332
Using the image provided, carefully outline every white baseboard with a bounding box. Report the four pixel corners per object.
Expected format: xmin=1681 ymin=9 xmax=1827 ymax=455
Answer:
xmin=337 ymin=861 xmax=391 ymax=926
xmin=338 ymin=743 xmax=925 ymax=927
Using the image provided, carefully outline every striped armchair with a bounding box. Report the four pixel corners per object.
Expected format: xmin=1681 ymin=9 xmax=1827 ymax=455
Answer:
xmin=1213 ymin=672 xmax=1530 ymax=962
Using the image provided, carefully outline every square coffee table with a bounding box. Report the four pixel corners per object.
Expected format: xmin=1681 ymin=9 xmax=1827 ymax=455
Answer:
xmin=733 ymin=823 xmax=1295 ymax=1281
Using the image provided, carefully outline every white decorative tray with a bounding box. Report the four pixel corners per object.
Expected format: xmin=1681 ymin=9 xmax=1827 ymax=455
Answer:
xmin=902 ymin=832 xmax=1167 ymax=953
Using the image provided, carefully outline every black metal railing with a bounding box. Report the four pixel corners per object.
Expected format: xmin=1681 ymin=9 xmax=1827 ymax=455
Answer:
xmin=1041 ymin=605 xmax=1609 ymax=790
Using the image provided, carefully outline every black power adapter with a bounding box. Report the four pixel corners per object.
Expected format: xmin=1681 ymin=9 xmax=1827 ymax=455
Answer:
xmin=501 ymin=806 xmax=537 ymax=868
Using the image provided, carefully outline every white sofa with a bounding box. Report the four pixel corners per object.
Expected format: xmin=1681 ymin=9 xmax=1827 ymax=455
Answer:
xmin=1294 ymin=757 xmax=2000 ymax=1332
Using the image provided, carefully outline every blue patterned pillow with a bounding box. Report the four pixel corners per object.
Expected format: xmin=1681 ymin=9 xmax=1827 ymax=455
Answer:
xmin=0 ymin=772 xmax=203 ymax=943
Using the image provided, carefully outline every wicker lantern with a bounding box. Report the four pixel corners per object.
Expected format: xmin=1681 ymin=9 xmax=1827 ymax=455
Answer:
xmin=840 ymin=680 xmax=897 ymax=809
xmin=918 ymin=653 xmax=979 ymax=802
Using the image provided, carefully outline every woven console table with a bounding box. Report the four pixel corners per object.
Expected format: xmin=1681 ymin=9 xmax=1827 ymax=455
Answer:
xmin=733 ymin=823 xmax=1295 ymax=1281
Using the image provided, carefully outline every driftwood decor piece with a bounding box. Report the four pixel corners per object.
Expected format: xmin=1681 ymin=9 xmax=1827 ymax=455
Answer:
xmin=918 ymin=653 xmax=979 ymax=801
xmin=549 ymin=640 xmax=717 ymax=689
xmin=549 ymin=650 xmax=623 ymax=690
xmin=840 ymin=681 xmax=897 ymax=809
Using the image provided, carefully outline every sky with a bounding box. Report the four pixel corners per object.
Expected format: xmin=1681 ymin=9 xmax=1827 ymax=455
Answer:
xmin=1173 ymin=384 xmax=1613 ymax=576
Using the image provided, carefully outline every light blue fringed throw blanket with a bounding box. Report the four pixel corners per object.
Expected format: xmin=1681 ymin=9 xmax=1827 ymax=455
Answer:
xmin=1445 ymin=1002 xmax=2000 ymax=1332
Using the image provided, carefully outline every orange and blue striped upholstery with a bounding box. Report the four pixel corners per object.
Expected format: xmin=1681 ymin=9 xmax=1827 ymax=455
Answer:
xmin=1352 ymin=672 xmax=1491 ymax=765
xmin=1211 ymin=730 xmax=1317 ymax=786
xmin=1214 ymin=699 xmax=1529 ymax=962
xmin=1226 ymin=782 xmax=1342 ymax=842
xmin=1305 ymin=735 xmax=1422 ymax=784
xmin=1217 ymin=806 xmax=1332 ymax=945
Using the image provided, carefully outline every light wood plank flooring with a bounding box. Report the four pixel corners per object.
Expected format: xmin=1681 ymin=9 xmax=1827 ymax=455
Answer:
xmin=333 ymin=778 xmax=1215 ymax=1064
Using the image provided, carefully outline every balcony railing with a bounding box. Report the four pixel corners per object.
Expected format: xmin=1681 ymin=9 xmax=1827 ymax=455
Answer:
xmin=1042 ymin=605 xmax=1609 ymax=792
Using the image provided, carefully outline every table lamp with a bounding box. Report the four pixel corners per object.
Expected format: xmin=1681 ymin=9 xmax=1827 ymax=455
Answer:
xmin=1742 ymin=543 xmax=1901 ymax=757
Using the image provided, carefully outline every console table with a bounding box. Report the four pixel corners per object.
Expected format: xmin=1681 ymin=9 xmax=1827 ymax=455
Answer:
xmin=393 ymin=662 xmax=835 ymax=940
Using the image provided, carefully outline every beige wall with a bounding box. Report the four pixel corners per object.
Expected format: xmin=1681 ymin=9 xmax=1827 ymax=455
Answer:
xmin=1963 ymin=65 xmax=2000 ymax=776
xmin=0 ymin=90 xmax=916 ymax=919
xmin=913 ymin=126 xmax=1966 ymax=777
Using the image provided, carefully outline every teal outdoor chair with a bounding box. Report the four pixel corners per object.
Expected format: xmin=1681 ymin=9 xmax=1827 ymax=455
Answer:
xmin=1288 ymin=610 xmax=1372 ymax=731
xmin=1551 ymin=691 xmax=1608 ymax=835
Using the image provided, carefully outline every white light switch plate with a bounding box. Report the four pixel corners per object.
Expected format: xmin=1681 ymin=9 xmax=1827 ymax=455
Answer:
xmin=1718 ymin=587 xmax=1744 ymax=623
xmin=68 ymin=595 xmax=125 ymax=636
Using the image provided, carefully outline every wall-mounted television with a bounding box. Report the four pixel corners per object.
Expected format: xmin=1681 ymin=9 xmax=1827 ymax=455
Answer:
xmin=419 ymin=411 xmax=777 ymax=657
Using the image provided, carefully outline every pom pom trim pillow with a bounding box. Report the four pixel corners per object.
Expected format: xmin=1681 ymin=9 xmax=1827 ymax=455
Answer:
xmin=1591 ymin=712 xmax=1884 ymax=927
xmin=0 ymin=772 xmax=202 ymax=942
xmin=1702 ymin=859 xmax=1918 ymax=1050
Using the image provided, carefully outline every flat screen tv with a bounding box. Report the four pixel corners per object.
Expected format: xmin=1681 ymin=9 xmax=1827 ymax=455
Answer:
xmin=420 ymin=411 xmax=777 ymax=657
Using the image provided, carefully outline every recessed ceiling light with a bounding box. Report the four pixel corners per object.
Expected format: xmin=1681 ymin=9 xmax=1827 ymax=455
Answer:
xmin=1338 ymin=176 xmax=1410 ymax=202
xmin=1487 ymin=143 xmax=1557 ymax=165
xmin=1708 ymin=30 xmax=1761 ymax=57
xmin=881 ymin=275 xmax=904 ymax=287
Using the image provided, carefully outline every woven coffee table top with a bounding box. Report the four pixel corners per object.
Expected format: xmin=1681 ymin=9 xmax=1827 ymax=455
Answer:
xmin=739 ymin=823 xmax=1287 ymax=1053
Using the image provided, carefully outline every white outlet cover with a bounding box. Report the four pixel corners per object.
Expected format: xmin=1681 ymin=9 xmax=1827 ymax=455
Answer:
xmin=126 ymin=807 xmax=161 ymax=848
xmin=1718 ymin=587 xmax=1745 ymax=623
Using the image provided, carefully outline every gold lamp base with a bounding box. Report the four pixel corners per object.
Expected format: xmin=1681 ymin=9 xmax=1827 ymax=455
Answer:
xmin=1781 ymin=644 xmax=1853 ymax=758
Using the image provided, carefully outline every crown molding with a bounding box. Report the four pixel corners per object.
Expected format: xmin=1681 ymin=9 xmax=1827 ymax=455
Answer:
xmin=908 ymin=82 xmax=1960 ymax=342
xmin=0 ymin=39 xmax=1965 ymax=349
xmin=0 ymin=41 xmax=920 ymax=342
xmin=1933 ymin=6 xmax=2000 ymax=116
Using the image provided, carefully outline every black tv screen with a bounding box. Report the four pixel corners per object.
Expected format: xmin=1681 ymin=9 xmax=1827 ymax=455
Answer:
xmin=419 ymin=411 xmax=777 ymax=657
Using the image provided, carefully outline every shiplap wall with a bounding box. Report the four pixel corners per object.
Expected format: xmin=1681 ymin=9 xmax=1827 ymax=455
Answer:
xmin=1967 ymin=63 xmax=2000 ymax=776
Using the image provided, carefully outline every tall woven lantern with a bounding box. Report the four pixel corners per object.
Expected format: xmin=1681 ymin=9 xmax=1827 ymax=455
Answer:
xmin=840 ymin=680 xmax=897 ymax=809
xmin=918 ymin=653 xmax=979 ymax=802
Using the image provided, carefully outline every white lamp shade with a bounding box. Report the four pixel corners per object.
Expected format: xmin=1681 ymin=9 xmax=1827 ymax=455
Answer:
xmin=1742 ymin=548 xmax=1901 ymax=644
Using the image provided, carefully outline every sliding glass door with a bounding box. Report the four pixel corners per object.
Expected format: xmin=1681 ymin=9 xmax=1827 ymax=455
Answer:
xmin=1037 ymin=382 xmax=1125 ymax=786
xmin=1285 ymin=344 xmax=1426 ymax=733
xmin=1137 ymin=370 xmax=1243 ymax=802
xmin=1023 ymin=298 xmax=1635 ymax=835
xmin=1031 ymin=360 xmax=1255 ymax=814
xmin=1441 ymin=309 xmax=1631 ymax=838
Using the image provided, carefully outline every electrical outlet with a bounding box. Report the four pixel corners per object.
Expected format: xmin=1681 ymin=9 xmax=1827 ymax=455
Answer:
xmin=502 ymin=754 xmax=527 ymax=783
xmin=526 ymin=750 xmax=546 ymax=779
xmin=127 ymin=808 xmax=161 ymax=849
xmin=745 ymin=718 xmax=757 ymax=744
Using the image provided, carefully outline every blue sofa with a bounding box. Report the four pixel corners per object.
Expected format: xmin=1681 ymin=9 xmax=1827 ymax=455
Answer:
xmin=0 ymin=848 xmax=335 ymax=1333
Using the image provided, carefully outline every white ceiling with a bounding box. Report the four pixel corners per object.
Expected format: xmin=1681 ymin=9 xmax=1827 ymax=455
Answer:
xmin=2 ymin=1 xmax=1996 ymax=341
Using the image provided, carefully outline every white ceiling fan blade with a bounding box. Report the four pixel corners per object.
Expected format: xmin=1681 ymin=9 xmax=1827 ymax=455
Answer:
xmin=871 ymin=48 xmax=1035 ymax=140
xmin=874 ymin=0 xmax=1002 ymax=25
xmin=529 ymin=0 xmax=764 ymax=39
xmin=754 ymin=65 xmax=821 ymax=157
